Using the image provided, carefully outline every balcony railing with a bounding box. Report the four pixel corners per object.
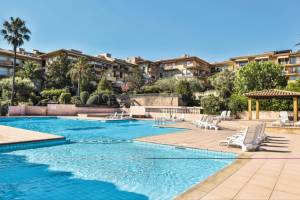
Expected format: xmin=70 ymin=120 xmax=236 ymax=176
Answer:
xmin=145 ymin=106 xmax=202 ymax=115
xmin=0 ymin=60 xmax=13 ymax=66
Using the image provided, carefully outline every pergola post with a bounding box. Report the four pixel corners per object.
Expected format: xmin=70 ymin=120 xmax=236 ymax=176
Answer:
xmin=248 ymin=98 xmax=252 ymax=120
xmin=293 ymin=97 xmax=298 ymax=122
xmin=256 ymin=99 xmax=259 ymax=120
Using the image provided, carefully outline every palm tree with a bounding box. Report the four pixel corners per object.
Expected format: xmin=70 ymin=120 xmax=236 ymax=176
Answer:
xmin=1 ymin=17 xmax=31 ymax=105
xmin=68 ymin=57 xmax=91 ymax=95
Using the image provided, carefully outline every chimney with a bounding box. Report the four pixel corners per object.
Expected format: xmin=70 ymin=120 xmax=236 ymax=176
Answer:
xmin=99 ymin=53 xmax=112 ymax=58
xmin=18 ymin=48 xmax=25 ymax=54
xmin=180 ymin=54 xmax=189 ymax=58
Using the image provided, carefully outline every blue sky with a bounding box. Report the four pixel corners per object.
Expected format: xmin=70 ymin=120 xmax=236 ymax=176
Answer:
xmin=0 ymin=0 xmax=299 ymax=62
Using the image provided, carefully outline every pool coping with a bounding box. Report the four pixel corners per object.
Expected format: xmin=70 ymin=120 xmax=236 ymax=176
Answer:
xmin=175 ymin=153 xmax=251 ymax=200
xmin=0 ymin=124 xmax=65 ymax=146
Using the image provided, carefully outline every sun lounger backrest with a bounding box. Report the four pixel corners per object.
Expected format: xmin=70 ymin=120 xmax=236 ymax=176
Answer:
xmin=280 ymin=111 xmax=289 ymax=121
xmin=226 ymin=111 xmax=231 ymax=117
xmin=221 ymin=111 xmax=226 ymax=117
xmin=241 ymin=126 xmax=249 ymax=143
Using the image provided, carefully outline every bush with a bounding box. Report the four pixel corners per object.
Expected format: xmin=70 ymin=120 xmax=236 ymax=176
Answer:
xmin=0 ymin=77 xmax=36 ymax=103
xmin=71 ymin=96 xmax=82 ymax=105
xmin=228 ymin=94 xmax=247 ymax=114
xmin=59 ymin=92 xmax=71 ymax=104
xmin=97 ymin=77 xmax=112 ymax=93
xmin=189 ymin=79 xmax=208 ymax=92
xmin=80 ymin=91 xmax=89 ymax=104
xmin=176 ymin=80 xmax=193 ymax=105
xmin=102 ymin=94 xmax=109 ymax=104
xmin=200 ymin=95 xmax=224 ymax=114
xmin=41 ymin=89 xmax=67 ymax=102
xmin=0 ymin=100 xmax=10 ymax=116
xmin=86 ymin=95 xmax=99 ymax=105
xmin=140 ymin=85 xmax=161 ymax=93
xmin=152 ymin=77 xmax=178 ymax=93
xmin=107 ymin=95 xmax=119 ymax=107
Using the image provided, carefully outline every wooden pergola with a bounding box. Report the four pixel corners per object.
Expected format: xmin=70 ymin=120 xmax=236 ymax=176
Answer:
xmin=244 ymin=89 xmax=300 ymax=122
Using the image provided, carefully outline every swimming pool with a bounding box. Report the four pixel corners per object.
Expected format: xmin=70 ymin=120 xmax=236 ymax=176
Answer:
xmin=0 ymin=117 xmax=236 ymax=200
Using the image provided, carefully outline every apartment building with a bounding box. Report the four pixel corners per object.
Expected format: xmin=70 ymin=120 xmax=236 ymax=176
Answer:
xmin=39 ymin=49 xmax=115 ymax=75
xmin=39 ymin=49 xmax=138 ymax=87
xmin=212 ymin=50 xmax=300 ymax=80
xmin=155 ymin=54 xmax=211 ymax=79
xmin=0 ymin=48 xmax=42 ymax=77
xmin=126 ymin=56 xmax=161 ymax=83
xmin=98 ymin=53 xmax=138 ymax=86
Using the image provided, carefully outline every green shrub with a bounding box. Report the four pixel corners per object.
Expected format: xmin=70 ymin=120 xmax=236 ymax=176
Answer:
xmin=107 ymin=95 xmax=119 ymax=107
xmin=97 ymin=77 xmax=112 ymax=93
xmin=80 ymin=91 xmax=89 ymax=104
xmin=102 ymin=94 xmax=109 ymax=104
xmin=41 ymin=89 xmax=67 ymax=102
xmin=152 ymin=77 xmax=178 ymax=93
xmin=86 ymin=95 xmax=99 ymax=105
xmin=141 ymin=85 xmax=160 ymax=93
xmin=200 ymin=95 xmax=224 ymax=115
xmin=0 ymin=100 xmax=10 ymax=116
xmin=189 ymin=79 xmax=208 ymax=92
xmin=176 ymin=80 xmax=193 ymax=105
xmin=58 ymin=92 xmax=71 ymax=104
xmin=0 ymin=77 xmax=36 ymax=103
xmin=228 ymin=94 xmax=247 ymax=114
xmin=71 ymin=96 xmax=82 ymax=105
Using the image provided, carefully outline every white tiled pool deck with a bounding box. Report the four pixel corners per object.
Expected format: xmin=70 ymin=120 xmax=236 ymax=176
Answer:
xmin=0 ymin=125 xmax=64 ymax=145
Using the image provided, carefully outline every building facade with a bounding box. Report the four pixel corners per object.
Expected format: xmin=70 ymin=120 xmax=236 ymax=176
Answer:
xmin=155 ymin=55 xmax=211 ymax=79
xmin=2 ymin=46 xmax=300 ymax=84
xmin=212 ymin=50 xmax=300 ymax=81
xmin=0 ymin=48 xmax=42 ymax=77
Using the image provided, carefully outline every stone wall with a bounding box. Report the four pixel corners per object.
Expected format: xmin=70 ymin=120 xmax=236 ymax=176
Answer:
xmin=238 ymin=111 xmax=283 ymax=120
xmin=130 ymin=106 xmax=202 ymax=121
xmin=131 ymin=94 xmax=185 ymax=106
xmin=8 ymin=104 xmax=121 ymax=116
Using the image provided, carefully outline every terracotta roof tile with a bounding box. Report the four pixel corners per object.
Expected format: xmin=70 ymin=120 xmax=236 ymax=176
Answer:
xmin=244 ymin=89 xmax=300 ymax=98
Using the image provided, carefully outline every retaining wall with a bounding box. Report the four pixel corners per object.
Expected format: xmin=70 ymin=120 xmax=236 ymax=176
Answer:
xmin=8 ymin=104 xmax=121 ymax=116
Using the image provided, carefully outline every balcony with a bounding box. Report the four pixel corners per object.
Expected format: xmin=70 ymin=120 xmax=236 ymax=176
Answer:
xmin=0 ymin=60 xmax=13 ymax=67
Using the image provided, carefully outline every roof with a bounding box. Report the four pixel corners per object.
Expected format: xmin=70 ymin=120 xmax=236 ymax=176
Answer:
xmin=230 ymin=52 xmax=274 ymax=61
xmin=244 ymin=89 xmax=300 ymax=99
xmin=155 ymin=55 xmax=211 ymax=66
xmin=0 ymin=48 xmax=42 ymax=61
xmin=39 ymin=49 xmax=115 ymax=64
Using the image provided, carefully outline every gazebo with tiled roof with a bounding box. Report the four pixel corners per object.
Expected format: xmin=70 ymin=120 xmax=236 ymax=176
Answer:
xmin=244 ymin=89 xmax=300 ymax=122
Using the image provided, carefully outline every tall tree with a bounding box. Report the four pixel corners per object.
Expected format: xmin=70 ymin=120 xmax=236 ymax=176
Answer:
xmin=209 ymin=69 xmax=235 ymax=98
xmin=234 ymin=61 xmax=287 ymax=94
xmin=17 ymin=61 xmax=43 ymax=91
xmin=68 ymin=57 xmax=92 ymax=95
xmin=45 ymin=53 xmax=72 ymax=89
xmin=1 ymin=17 xmax=31 ymax=105
xmin=126 ymin=67 xmax=145 ymax=92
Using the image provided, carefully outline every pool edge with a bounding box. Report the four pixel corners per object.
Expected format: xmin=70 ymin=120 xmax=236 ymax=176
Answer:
xmin=174 ymin=153 xmax=251 ymax=200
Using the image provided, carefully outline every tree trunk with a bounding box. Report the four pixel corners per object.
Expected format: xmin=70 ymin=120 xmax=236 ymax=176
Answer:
xmin=11 ymin=46 xmax=17 ymax=106
xmin=77 ymin=74 xmax=81 ymax=96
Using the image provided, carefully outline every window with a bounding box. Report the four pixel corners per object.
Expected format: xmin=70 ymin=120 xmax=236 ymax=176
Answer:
xmin=289 ymin=75 xmax=299 ymax=80
xmin=0 ymin=67 xmax=8 ymax=76
xmin=278 ymin=58 xmax=289 ymax=65
xmin=290 ymin=57 xmax=300 ymax=64
xmin=120 ymin=72 xmax=123 ymax=78
xmin=237 ymin=61 xmax=248 ymax=67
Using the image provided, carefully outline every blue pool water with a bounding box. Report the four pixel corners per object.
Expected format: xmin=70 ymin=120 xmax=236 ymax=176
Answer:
xmin=0 ymin=117 xmax=236 ymax=200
